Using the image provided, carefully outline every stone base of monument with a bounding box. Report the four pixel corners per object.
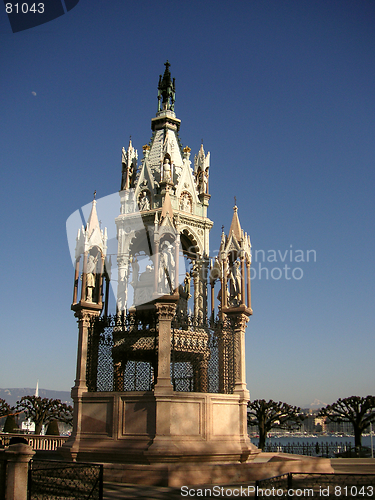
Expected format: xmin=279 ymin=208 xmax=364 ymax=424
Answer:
xmin=59 ymin=391 xmax=333 ymax=486
xmin=59 ymin=390 xmax=259 ymax=469
xmin=100 ymin=453 xmax=333 ymax=486
xmin=60 ymin=390 xmax=257 ymax=462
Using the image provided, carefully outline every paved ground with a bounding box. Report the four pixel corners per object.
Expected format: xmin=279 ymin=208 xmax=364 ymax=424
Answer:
xmin=104 ymin=482 xmax=184 ymax=500
xmin=331 ymin=458 xmax=375 ymax=474
xmin=102 ymin=460 xmax=375 ymax=499
xmin=103 ymin=482 xmax=257 ymax=499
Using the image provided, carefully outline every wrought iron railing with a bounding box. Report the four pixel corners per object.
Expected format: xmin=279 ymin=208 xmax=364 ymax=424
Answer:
xmin=28 ymin=460 xmax=103 ymax=500
xmin=263 ymin=440 xmax=360 ymax=458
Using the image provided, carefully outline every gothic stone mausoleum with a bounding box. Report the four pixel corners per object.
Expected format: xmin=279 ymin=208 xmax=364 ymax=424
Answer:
xmin=61 ymin=62 xmax=259 ymax=484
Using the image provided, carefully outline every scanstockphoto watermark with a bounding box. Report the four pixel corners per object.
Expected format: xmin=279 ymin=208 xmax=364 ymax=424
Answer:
xmin=180 ymin=485 xmax=315 ymax=497
xmin=250 ymin=246 xmax=317 ymax=281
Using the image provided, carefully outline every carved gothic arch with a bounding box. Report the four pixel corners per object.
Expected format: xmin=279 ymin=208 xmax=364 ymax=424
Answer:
xmin=180 ymin=226 xmax=202 ymax=260
xmin=128 ymin=227 xmax=155 ymax=259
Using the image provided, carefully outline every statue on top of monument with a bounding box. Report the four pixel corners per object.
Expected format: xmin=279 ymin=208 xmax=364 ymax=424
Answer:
xmin=157 ymin=60 xmax=176 ymax=112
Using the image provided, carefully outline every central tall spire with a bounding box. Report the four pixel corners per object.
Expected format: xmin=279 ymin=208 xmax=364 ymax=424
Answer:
xmin=157 ymin=60 xmax=176 ymax=112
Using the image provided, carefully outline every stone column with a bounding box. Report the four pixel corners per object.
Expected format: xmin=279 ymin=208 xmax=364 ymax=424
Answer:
xmin=154 ymin=300 xmax=177 ymax=393
xmin=72 ymin=258 xmax=80 ymax=304
xmin=218 ymin=327 xmax=229 ymax=394
xmin=221 ymin=307 xmax=254 ymax=460
xmin=222 ymin=259 xmax=228 ymax=308
xmin=247 ymin=258 xmax=252 ymax=310
xmin=240 ymin=255 xmax=246 ymax=305
xmin=73 ymin=311 xmax=92 ymax=392
xmin=197 ymin=355 xmax=209 ymax=392
xmin=201 ymin=258 xmax=209 ymax=322
xmin=193 ymin=262 xmax=199 ymax=319
xmin=153 ymin=241 xmax=159 ymax=295
xmin=104 ymin=270 xmax=110 ymax=318
xmin=64 ymin=304 xmax=101 ymax=461
xmin=97 ymin=253 xmax=105 ymax=306
xmin=146 ymin=297 xmax=180 ymax=462
xmin=5 ymin=443 xmax=35 ymax=500
xmin=210 ymin=277 xmax=215 ymax=321
xmin=224 ymin=309 xmax=250 ymax=395
xmin=174 ymin=235 xmax=180 ymax=292
xmin=80 ymin=251 xmax=88 ymax=301
xmin=219 ymin=261 xmax=224 ymax=321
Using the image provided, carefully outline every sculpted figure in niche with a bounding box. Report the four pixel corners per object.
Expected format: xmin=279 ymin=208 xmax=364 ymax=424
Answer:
xmin=179 ymin=193 xmax=192 ymax=212
xmin=230 ymin=260 xmax=241 ymax=302
xmin=163 ymin=158 xmax=172 ymax=182
xmin=203 ymin=168 xmax=209 ymax=193
xmin=138 ymin=191 xmax=150 ymax=211
xmin=117 ymin=260 xmax=130 ymax=312
xmin=121 ymin=148 xmax=134 ymax=190
xmin=197 ymin=295 xmax=204 ymax=323
xmin=131 ymin=255 xmax=139 ymax=285
xmin=158 ymin=252 xmax=167 ymax=292
xmin=184 ymin=272 xmax=191 ymax=297
xmin=86 ymin=254 xmax=98 ymax=302
xmin=198 ymin=170 xmax=204 ymax=193
xmin=158 ymin=242 xmax=175 ymax=293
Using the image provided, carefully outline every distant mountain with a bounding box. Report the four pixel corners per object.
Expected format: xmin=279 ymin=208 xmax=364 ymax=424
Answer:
xmin=0 ymin=388 xmax=72 ymax=408
xmin=301 ymin=399 xmax=327 ymax=410
xmin=309 ymin=398 xmax=327 ymax=408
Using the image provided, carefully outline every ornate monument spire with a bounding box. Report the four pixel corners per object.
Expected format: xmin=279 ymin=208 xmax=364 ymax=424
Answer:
xmin=218 ymin=204 xmax=252 ymax=311
xmin=75 ymin=196 xmax=107 ymax=260
xmin=72 ymin=195 xmax=108 ymax=308
xmin=121 ymin=139 xmax=138 ymax=191
xmin=228 ymin=203 xmax=242 ymax=241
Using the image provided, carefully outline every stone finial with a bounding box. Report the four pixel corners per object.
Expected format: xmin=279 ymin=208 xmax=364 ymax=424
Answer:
xmin=121 ymin=140 xmax=138 ymax=190
xmin=183 ymin=146 xmax=191 ymax=159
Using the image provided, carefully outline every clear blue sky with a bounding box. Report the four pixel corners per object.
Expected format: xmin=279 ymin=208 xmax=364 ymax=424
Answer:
xmin=1 ymin=0 xmax=374 ymax=407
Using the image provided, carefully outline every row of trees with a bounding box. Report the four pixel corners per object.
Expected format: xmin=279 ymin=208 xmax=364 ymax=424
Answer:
xmin=0 ymin=396 xmax=73 ymax=435
xmin=2 ymin=393 xmax=374 ymax=447
xmin=248 ymin=395 xmax=375 ymax=451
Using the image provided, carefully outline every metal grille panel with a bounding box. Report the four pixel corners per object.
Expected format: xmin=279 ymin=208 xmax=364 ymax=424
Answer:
xmin=28 ymin=461 xmax=103 ymax=500
xmin=86 ymin=313 xmax=236 ymax=394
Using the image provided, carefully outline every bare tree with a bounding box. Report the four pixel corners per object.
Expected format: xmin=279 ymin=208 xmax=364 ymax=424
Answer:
xmin=16 ymin=396 xmax=73 ymax=435
xmin=318 ymin=395 xmax=375 ymax=450
xmin=248 ymin=399 xmax=304 ymax=451
xmin=0 ymin=398 xmax=12 ymax=418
